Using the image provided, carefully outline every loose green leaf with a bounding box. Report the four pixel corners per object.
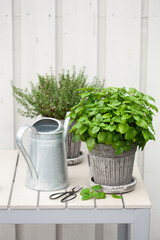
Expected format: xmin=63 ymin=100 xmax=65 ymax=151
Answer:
xmin=81 ymin=194 xmax=93 ymax=201
xmin=80 ymin=188 xmax=91 ymax=195
xmin=91 ymin=185 xmax=102 ymax=191
xmin=99 ymin=192 xmax=106 ymax=199
xmin=80 ymin=186 xmax=106 ymax=201
xmin=112 ymin=194 xmax=122 ymax=199
xmin=91 ymin=191 xmax=101 ymax=199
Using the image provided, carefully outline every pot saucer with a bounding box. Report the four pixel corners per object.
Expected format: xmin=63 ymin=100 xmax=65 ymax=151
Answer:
xmin=89 ymin=176 xmax=137 ymax=194
xmin=67 ymin=151 xmax=84 ymax=166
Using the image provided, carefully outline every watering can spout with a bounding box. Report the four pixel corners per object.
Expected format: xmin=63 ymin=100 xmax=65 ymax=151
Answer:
xmin=63 ymin=112 xmax=71 ymax=143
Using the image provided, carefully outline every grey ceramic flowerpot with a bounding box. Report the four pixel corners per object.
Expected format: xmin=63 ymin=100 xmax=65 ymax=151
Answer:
xmin=66 ymin=121 xmax=81 ymax=159
xmin=88 ymin=143 xmax=137 ymax=186
xmin=61 ymin=120 xmax=83 ymax=165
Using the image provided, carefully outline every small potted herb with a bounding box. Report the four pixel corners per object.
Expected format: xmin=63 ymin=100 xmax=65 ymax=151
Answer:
xmin=12 ymin=68 xmax=104 ymax=165
xmin=69 ymin=87 xmax=158 ymax=188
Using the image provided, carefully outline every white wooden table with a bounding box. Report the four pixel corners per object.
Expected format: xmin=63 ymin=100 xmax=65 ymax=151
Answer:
xmin=0 ymin=150 xmax=151 ymax=240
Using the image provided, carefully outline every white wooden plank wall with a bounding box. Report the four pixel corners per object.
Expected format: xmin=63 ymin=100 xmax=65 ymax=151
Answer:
xmin=0 ymin=0 xmax=160 ymax=239
xmin=145 ymin=0 xmax=160 ymax=239
xmin=63 ymin=0 xmax=97 ymax=81
xmin=0 ymin=1 xmax=15 ymax=239
xmin=0 ymin=0 xmax=14 ymax=149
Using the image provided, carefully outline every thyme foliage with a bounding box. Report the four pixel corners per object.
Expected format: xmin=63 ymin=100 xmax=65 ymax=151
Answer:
xmin=12 ymin=68 xmax=104 ymax=119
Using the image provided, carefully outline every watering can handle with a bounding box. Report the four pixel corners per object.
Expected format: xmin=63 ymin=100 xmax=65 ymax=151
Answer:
xmin=16 ymin=125 xmax=38 ymax=181
xmin=64 ymin=111 xmax=71 ymax=143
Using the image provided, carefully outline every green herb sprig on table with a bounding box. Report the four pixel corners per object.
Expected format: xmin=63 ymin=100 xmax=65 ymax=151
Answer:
xmin=80 ymin=185 xmax=106 ymax=200
xmin=80 ymin=185 xmax=122 ymax=200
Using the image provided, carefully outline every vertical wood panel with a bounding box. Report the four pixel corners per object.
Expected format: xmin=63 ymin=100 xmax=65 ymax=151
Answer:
xmin=55 ymin=0 xmax=63 ymax=77
xmin=16 ymin=225 xmax=56 ymax=240
xmin=137 ymin=0 xmax=149 ymax=177
xmin=97 ymin=0 xmax=106 ymax=82
xmin=0 ymin=225 xmax=16 ymax=240
xmin=20 ymin=0 xmax=56 ymax=82
xmin=63 ymin=0 xmax=97 ymax=82
xmin=57 ymin=224 xmax=95 ymax=240
xmin=104 ymin=224 xmax=117 ymax=240
xmin=105 ymin=0 xmax=141 ymax=88
xmin=145 ymin=0 xmax=160 ymax=239
xmin=0 ymin=0 xmax=14 ymax=149
xmin=62 ymin=1 xmax=97 ymax=240
xmin=34 ymin=0 xmax=55 ymax=75
xmin=15 ymin=0 xmax=56 ymax=132
xmin=14 ymin=1 xmax=56 ymax=239
xmin=0 ymin=1 xmax=15 ymax=238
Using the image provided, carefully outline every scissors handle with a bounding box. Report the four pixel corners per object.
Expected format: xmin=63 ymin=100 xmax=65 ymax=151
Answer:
xmin=61 ymin=193 xmax=77 ymax=203
xmin=49 ymin=192 xmax=67 ymax=200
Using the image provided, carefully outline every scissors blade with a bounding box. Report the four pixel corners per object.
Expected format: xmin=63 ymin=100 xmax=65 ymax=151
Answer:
xmin=72 ymin=186 xmax=83 ymax=193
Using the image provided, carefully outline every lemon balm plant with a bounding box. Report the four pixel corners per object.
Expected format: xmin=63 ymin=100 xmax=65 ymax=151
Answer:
xmin=69 ymin=87 xmax=158 ymax=187
xmin=69 ymin=87 xmax=157 ymax=154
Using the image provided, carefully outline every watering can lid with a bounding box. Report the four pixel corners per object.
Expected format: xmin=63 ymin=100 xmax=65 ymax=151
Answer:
xmin=33 ymin=118 xmax=64 ymax=134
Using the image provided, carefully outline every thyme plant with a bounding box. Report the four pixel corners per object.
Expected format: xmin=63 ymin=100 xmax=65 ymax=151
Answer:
xmin=12 ymin=68 xmax=104 ymax=120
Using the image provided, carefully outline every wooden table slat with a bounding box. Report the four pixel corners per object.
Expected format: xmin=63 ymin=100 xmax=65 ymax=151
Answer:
xmin=0 ymin=150 xmax=18 ymax=209
xmin=66 ymin=155 xmax=95 ymax=209
xmin=10 ymin=153 xmax=38 ymax=209
xmin=122 ymin=163 xmax=151 ymax=209
xmin=39 ymin=189 xmax=66 ymax=209
xmin=95 ymin=194 xmax=123 ymax=209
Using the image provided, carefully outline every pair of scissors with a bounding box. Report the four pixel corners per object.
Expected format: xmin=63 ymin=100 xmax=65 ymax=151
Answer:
xmin=49 ymin=186 xmax=83 ymax=203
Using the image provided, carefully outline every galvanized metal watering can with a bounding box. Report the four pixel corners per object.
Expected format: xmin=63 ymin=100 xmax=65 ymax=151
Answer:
xmin=16 ymin=114 xmax=70 ymax=191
